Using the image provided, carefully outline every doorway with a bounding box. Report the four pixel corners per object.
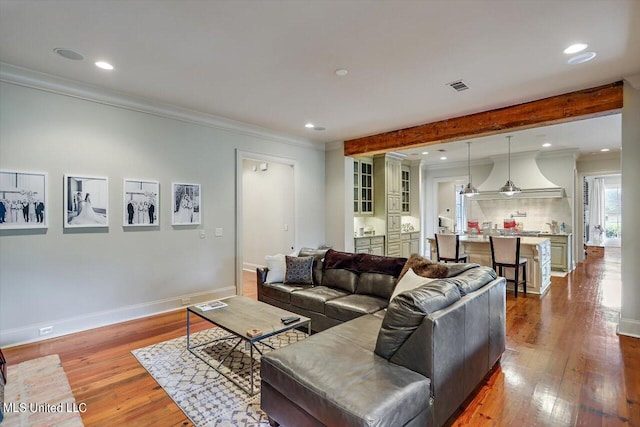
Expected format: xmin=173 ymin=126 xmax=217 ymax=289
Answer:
xmin=583 ymin=174 xmax=622 ymax=248
xmin=236 ymin=151 xmax=296 ymax=297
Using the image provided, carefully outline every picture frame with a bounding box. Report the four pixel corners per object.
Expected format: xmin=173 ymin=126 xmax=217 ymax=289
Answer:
xmin=0 ymin=170 xmax=48 ymax=230
xmin=172 ymin=182 xmax=201 ymax=225
xmin=123 ymin=179 xmax=159 ymax=227
xmin=64 ymin=174 xmax=109 ymax=228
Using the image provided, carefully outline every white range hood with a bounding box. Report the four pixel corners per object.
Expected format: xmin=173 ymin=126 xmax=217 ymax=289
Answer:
xmin=475 ymin=152 xmax=566 ymax=199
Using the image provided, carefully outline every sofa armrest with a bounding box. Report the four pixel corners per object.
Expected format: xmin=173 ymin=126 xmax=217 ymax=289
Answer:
xmin=257 ymin=267 xmax=268 ymax=301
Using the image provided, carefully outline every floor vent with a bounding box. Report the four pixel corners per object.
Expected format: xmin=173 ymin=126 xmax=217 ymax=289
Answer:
xmin=447 ymin=80 xmax=469 ymax=92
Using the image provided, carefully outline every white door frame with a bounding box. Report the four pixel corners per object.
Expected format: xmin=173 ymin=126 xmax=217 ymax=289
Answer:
xmin=236 ymin=150 xmax=298 ymax=296
xmin=575 ymin=170 xmax=621 ymax=264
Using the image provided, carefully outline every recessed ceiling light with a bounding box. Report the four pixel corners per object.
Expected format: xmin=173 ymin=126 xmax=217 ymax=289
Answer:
xmin=564 ymin=43 xmax=588 ymax=54
xmin=440 ymin=156 xmax=447 ymax=160
xmin=421 ymin=151 xmax=429 ymax=155
xmin=54 ymin=48 xmax=83 ymax=61
xmin=335 ymin=68 xmax=348 ymax=76
xmin=600 ymin=148 xmax=610 ymax=152
xmin=567 ymin=52 xmax=596 ymax=65
xmin=95 ymin=61 xmax=114 ymax=70
xmin=305 ymin=123 xmax=315 ymax=128
xmin=542 ymin=143 xmax=552 ymax=147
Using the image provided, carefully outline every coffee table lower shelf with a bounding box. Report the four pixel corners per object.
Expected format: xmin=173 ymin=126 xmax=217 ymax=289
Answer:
xmin=186 ymin=300 xmax=311 ymax=395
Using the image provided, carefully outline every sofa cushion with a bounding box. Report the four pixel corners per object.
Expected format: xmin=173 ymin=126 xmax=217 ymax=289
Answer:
xmin=354 ymin=253 xmax=407 ymax=277
xmin=390 ymin=268 xmax=436 ymax=301
xmin=375 ymin=281 xmax=461 ymax=360
xmin=261 ymin=315 xmax=431 ymax=427
xmin=261 ymin=283 xmax=312 ymax=304
xmin=284 ymin=256 xmax=314 ymax=285
xmin=445 ymin=265 xmax=497 ymax=296
xmin=325 ymin=294 xmax=388 ymax=322
xmin=290 ymin=286 xmax=349 ymax=314
xmin=322 ymin=268 xmax=358 ymax=293
xmin=298 ymin=247 xmax=329 ymax=285
xmin=398 ymin=254 xmax=449 ymax=281
xmin=356 ymin=272 xmax=397 ymax=299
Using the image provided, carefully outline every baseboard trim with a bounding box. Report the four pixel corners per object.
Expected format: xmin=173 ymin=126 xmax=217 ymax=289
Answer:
xmin=0 ymin=286 xmax=236 ymax=348
xmin=617 ymin=316 xmax=640 ymax=339
xmin=243 ymin=262 xmax=264 ymax=272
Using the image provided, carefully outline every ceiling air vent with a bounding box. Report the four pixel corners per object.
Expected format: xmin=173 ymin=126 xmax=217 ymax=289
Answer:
xmin=447 ymin=80 xmax=469 ymax=92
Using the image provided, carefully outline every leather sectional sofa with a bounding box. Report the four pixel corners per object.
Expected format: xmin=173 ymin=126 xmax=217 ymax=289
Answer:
xmin=257 ymin=249 xmax=506 ymax=427
xmin=257 ymin=248 xmax=406 ymax=332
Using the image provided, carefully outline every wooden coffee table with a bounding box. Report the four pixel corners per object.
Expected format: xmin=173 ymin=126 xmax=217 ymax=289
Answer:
xmin=186 ymin=296 xmax=310 ymax=395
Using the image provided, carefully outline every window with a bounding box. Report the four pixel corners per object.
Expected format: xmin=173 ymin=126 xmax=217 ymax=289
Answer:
xmin=605 ymin=186 xmax=621 ymax=238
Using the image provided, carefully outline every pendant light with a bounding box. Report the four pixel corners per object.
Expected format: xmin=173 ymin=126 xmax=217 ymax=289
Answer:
xmin=460 ymin=141 xmax=479 ymax=197
xmin=499 ymin=135 xmax=521 ymax=196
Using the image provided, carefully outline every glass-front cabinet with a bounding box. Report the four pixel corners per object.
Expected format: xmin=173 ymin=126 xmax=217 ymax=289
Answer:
xmin=401 ymin=166 xmax=410 ymax=213
xmin=354 ymin=158 xmax=374 ymax=215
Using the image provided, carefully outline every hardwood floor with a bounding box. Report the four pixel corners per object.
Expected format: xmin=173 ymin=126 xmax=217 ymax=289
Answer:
xmin=4 ymin=251 xmax=638 ymax=426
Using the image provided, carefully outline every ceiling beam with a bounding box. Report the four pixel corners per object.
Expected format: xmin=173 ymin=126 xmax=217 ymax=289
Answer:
xmin=344 ymin=81 xmax=623 ymax=157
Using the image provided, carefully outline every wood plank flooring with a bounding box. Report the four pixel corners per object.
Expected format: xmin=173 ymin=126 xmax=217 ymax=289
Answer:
xmin=4 ymin=251 xmax=638 ymax=426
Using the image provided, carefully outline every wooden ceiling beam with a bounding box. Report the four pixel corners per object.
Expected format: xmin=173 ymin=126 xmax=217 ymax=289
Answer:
xmin=344 ymin=81 xmax=623 ymax=157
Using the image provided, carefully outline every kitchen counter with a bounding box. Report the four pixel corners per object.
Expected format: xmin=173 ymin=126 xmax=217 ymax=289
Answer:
xmin=426 ymin=235 xmax=552 ymax=295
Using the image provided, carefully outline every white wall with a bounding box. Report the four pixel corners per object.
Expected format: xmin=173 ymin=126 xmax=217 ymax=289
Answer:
xmin=423 ymin=161 xmax=493 ymax=236
xmin=0 ymin=81 xmax=325 ymax=346
xmin=620 ymin=80 xmax=640 ymax=338
xmin=325 ymin=144 xmax=353 ymax=251
xmin=242 ymin=159 xmax=294 ymax=269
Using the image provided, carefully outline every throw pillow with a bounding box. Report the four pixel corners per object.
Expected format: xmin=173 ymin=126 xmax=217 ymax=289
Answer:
xmin=284 ymin=255 xmax=314 ymax=285
xmin=390 ymin=268 xmax=436 ymax=301
xmin=264 ymin=254 xmax=286 ymax=284
xmin=398 ymin=254 xmax=449 ymax=281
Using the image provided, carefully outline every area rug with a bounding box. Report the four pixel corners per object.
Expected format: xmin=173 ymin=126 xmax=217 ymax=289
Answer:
xmin=132 ymin=327 xmax=306 ymax=427
xmin=2 ymin=354 xmax=84 ymax=427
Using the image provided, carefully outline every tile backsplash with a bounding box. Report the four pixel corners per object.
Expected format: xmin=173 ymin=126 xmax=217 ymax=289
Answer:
xmin=469 ymin=198 xmax=572 ymax=233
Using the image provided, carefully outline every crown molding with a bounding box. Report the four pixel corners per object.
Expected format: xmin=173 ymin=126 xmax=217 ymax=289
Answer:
xmin=625 ymin=73 xmax=640 ymax=90
xmin=0 ymin=62 xmax=324 ymax=151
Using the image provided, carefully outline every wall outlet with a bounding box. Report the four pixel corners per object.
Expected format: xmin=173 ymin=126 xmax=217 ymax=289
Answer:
xmin=39 ymin=326 xmax=53 ymax=336
xmin=181 ymin=297 xmax=191 ymax=305
xmin=199 ymin=230 xmax=206 ymax=239
xmin=215 ymin=228 xmax=223 ymax=237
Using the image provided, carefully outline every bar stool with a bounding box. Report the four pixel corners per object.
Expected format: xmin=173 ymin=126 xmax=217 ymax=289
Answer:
xmin=489 ymin=236 xmax=527 ymax=297
xmin=435 ymin=234 xmax=468 ymax=263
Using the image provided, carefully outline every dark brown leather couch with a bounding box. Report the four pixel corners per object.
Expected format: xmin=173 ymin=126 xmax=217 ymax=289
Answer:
xmin=257 ymin=248 xmax=406 ymax=333
xmin=259 ymin=251 xmax=507 ymax=427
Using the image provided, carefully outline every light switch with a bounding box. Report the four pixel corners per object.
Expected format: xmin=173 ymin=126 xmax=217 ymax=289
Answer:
xmin=215 ymin=228 xmax=223 ymax=237
xmin=284 ymin=223 xmax=289 ymax=231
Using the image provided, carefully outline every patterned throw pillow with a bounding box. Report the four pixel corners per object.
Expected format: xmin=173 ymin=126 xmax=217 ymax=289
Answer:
xmin=284 ymin=256 xmax=314 ymax=285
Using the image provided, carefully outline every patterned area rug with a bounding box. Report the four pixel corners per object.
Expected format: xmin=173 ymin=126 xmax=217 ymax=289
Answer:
xmin=132 ymin=327 xmax=306 ymax=426
xmin=2 ymin=354 xmax=84 ymax=427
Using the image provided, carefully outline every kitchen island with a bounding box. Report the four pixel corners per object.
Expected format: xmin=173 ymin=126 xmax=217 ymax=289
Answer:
xmin=427 ymin=235 xmax=552 ymax=295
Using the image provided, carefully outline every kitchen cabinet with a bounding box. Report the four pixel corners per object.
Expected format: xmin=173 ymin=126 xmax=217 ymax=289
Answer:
xmin=354 ymin=236 xmax=385 ymax=256
xmin=353 ymin=158 xmax=374 ymax=215
xmin=401 ymin=165 xmax=410 ymax=214
xmin=401 ymin=232 xmax=420 ymax=258
xmin=542 ymin=233 xmax=573 ymax=272
xmin=374 ymin=154 xmax=403 ymax=256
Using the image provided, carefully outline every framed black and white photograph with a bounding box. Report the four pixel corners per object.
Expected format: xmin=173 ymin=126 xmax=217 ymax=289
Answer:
xmin=64 ymin=174 xmax=109 ymax=228
xmin=0 ymin=170 xmax=48 ymax=230
xmin=172 ymin=182 xmax=201 ymax=225
xmin=123 ymin=179 xmax=159 ymax=227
